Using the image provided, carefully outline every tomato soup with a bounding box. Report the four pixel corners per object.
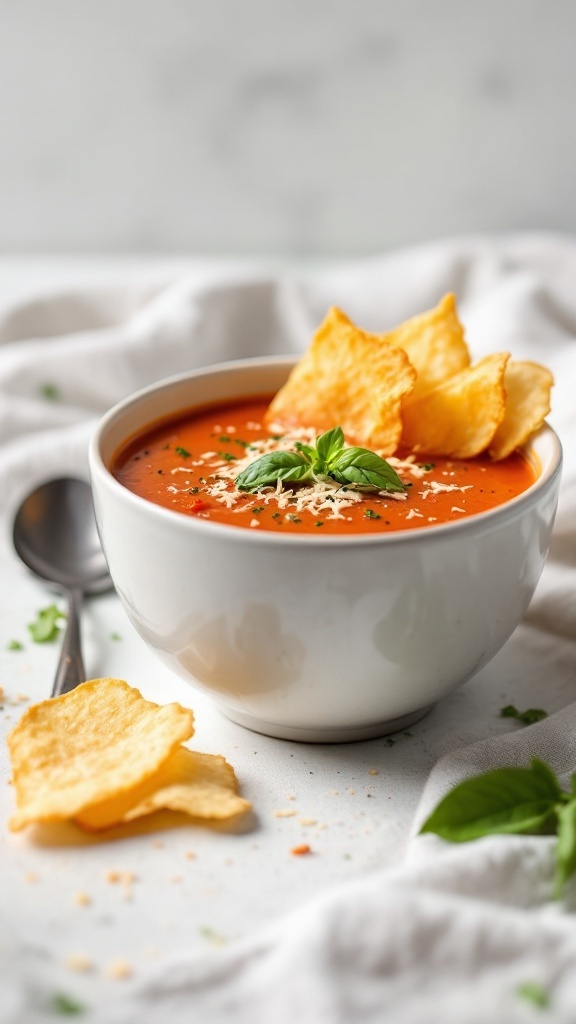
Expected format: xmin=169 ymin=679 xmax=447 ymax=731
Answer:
xmin=112 ymin=396 xmax=537 ymax=535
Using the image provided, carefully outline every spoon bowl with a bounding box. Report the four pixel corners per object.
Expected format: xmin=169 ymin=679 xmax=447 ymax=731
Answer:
xmin=12 ymin=477 xmax=112 ymax=696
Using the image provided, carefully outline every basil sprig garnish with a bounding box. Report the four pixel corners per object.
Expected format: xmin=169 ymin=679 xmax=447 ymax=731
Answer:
xmin=420 ymin=757 xmax=576 ymax=897
xmin=235 ymin=426 xmax=405 ymax=494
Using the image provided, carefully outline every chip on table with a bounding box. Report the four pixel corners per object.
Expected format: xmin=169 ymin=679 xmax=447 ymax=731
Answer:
xmin=7 ymin=678 xmax=251 ymax=832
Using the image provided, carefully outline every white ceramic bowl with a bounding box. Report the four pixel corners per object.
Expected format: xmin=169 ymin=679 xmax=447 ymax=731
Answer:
xmin=90 ymin=357 xmax=562 ymax=743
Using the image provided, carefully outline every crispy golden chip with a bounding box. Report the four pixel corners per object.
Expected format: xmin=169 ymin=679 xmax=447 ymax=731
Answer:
xmin=76 ymin=747 xmax=251 ymax=830
xmin=265 ymin=306 xmax=416 ymax=454
xmin=400 ymin=353 xmax=509 ymax=458
xmin=7 ymin=679 xmax=194 ymax=831
xmin=390 ymin=293 xmax=470 ymax=402
xmin=489 ymin=360 xmax=554 ymax=460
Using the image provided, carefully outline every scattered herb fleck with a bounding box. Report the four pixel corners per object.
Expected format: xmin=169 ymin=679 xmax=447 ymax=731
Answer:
xmin=40 ymin=383 xmax=60 ymax=401
xmin=516 ymin=981 xmax=550 ymax=1009
xmin=364 ymin=509 xmax=381 ymax=520
xmin=234 ymin=439 xmax=250 ymax=448
xmin=7 ymin=640 xmax=23 ymax=651
xmin=218 ymin=452 xmax=237 ymax=462
xmin=188 ymin=487 xmax=200 ymax=494
xmin=287 ymin=514 xmax=302 ymax=524
xmin=110 ymin=632 xmax=122 ymax=642
xmin=218 ymin=435 xmax=231 ymax=443
xmin=272 ymin=512 xmax=281 ymax=520
xmin=500 ymin=704 xmax=548 ymax=726
xmin=48 ymin=992 xmax=86 ymax=1015
xmin=175 ymin=446 xmax=191 ymax=459
xmin=251 ymin=506 xmax=264 ymax=514
xmin=385 ymin=737 xmax=395 ymax=747
xmin=28 ymin=605 xmax=66 ymax=643
xmin=315 ymin=521 xmax=324 ymax=527
xmin=418 ymin=462 xmax=436 ymax=471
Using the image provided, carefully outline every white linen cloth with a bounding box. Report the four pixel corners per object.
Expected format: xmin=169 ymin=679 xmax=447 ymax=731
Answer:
xmin=1 ymin=235 xmax=576 ymax=1023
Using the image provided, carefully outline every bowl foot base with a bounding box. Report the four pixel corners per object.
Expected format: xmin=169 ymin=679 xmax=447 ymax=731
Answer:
xmin=218 ymin=704 xmax=434 ymax=744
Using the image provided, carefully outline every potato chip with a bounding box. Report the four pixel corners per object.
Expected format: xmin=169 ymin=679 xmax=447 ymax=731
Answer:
xmin=400 ymin=353 xmax=509 ymax=458
xmin=389 ymin=292 xmax=470 ymax=401
xmin=8 ymin=678 xmax=194 ymax=831
xmin=489 ymin=360 xmax=554 ymax=460
xmin=76 ymin=747 xmax=251 ymax=830
xmin=265 ymin=306 xmax=416 ymax=454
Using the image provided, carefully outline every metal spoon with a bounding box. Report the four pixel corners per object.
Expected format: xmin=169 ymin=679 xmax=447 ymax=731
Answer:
xmin=12 ymin=477 xmax=112 ymax=697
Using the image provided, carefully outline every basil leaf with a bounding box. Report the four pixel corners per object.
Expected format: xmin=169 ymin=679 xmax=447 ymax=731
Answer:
xmin=554 ymin=800 xmax=576 ymax=897
xmin=293 ymin=442 xmax=316 ymax=462
xmin=235 ymin=451 xmax=311 ymax=491
xmin=329 ymin=448 xmax=405 ymax=493
xmin=420 ymin=758 xmax=563 ymax=843
xmin=316 ymin=426 xmax=345 ymax=465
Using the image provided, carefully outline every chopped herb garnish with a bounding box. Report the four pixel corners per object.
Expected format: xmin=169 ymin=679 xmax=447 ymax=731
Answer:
xmin=418 ymin=462 xmax=436 ymax=471
xmin=218 ymin=452 xmax=237 ymax=462
xmin=385 ymin=737 xmax=395 ymax=747
xmin=270 ymin=434 xmax=285 ymax=441
xmin=272 ymin=512 xmax=281 ymax=520
xmin=110 ymin=631 xmax=122 ymax=642
xmin=48 ymin=992 xmax=86 ymax=1015
xmin=40 ymin=383 xmax=60 ymax=401
xmin=287 ymin=514 xmax=302 ymax=523
xmin=188 ymin=487 xmax=200 ymax=494
xmin=235 ymin=427 xmax=405 ymax=495
xmin=175 ymin=446 xmax=191 ymax=459
xmin=28 ymin=604 xmax=66 ymax=643
xmin=218 ymin=435 xmax=231 ymax=442
xmin=315 ymin=521 xmax=324 ymax=527
xmin=234 ymin=439 xmax=250 ymax=448
xmin=7 ymin=639 xmax=23 ymax=651
xmin=251 ymin=506 xmax=264 ymax=514
xmin=500 ymin=704 xmax=548 ymax=726
xmin=364 ymin=509 xmax=381 ymax=520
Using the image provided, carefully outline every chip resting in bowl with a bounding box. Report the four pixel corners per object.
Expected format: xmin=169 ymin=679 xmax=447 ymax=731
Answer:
xmin=7 ymin=678 xmax=251 ymax=832
xmin=266 ymin=293 xmax=553 ymax=460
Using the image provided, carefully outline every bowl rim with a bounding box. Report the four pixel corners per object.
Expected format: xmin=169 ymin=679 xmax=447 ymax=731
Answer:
xmin=89 ymin=355 xmax=563 ymax=550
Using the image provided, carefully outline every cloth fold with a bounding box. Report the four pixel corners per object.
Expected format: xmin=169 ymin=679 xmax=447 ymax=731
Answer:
xmin=2 ymin=234 xmax=576 ymax=1023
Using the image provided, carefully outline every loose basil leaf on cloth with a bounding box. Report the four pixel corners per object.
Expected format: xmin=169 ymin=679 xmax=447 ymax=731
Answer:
xmin=554 ymin=799 xmax=576 ymax=897
xmin=236 ymin=426 xmax=405 ymax=494
xmin=419 ymin=757 xmax=565 ymax=843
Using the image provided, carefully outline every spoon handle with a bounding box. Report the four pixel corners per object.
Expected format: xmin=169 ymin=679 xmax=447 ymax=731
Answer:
xmin=52 ymin=588 xmax=86 ymax=697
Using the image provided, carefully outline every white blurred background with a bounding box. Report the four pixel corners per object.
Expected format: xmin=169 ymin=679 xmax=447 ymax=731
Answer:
xmin=0 ymin=0 xmax=574 ymax=257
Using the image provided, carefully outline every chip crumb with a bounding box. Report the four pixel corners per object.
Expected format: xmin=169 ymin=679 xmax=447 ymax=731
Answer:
xmin=368 ymin=769 xmax=379 ymax=776
xmin=286 ymin=793 xmax=296 ymax=801
xmin=185 ymin=851 xmax=197 ymax=860
xmin=152 ymin=839 xmax=165 ymax=848
xmin=105 ymin=958 xmax=133 ymax=980
xmin=105 ymin=870 xmax=121 ymax=883
xmin=74 ymin=890 xmax=91 ymax=907
xmin=64 ymin=952 xmax=93 ymax=973
xmin=291 ymin=843 xmax=312 ymax=856
xmin=299 ymin=817 xmax=317 ymax=826
xmin=170 ymin=875 xmax=183 ymax=884
xmin=24 ymin=871 xmax=38 ymax=883
xmin=273 ymin=808 xmax=297 ymax=818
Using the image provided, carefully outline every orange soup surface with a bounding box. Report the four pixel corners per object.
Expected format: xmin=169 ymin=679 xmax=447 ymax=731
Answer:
xmin=112 ymin=396 xmax=537 ymax=535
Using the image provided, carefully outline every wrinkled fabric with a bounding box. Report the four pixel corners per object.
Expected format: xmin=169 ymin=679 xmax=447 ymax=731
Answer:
xmin=2 ymin=235 xmax=576 ymax=1024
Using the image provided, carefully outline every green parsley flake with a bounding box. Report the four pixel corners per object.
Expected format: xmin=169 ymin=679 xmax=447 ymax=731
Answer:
xmin=175 ymin=446 xmax=191 ymax=459
xmin=218 ymin=435 xmax=231 ymax=443
xmin=7 ymin=640 xmax=23 ymax=651
xmin=251 ymin=506 xmax=264 ymax=514
xmin=48 ymin=992 xmax=86 ymax=1015
xmin=364 ymin=509 xmax=381 ymax=520
xmin=500 ymin=704 xmax=548 ymax=726
xmin=40 ymin=383 xmax=60 ymax=401
xmin=28 ymin=605 xmax=66 ymax=643
xmin=110 ymin=632 xmax=122 ymax=642
xmin=218 ymin=452 xmax=237 ymax=462
xmin=287 ymin=514 xmax=302 ymax=523
xmin=516 ymin=982 xmax=550 ymax=1009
